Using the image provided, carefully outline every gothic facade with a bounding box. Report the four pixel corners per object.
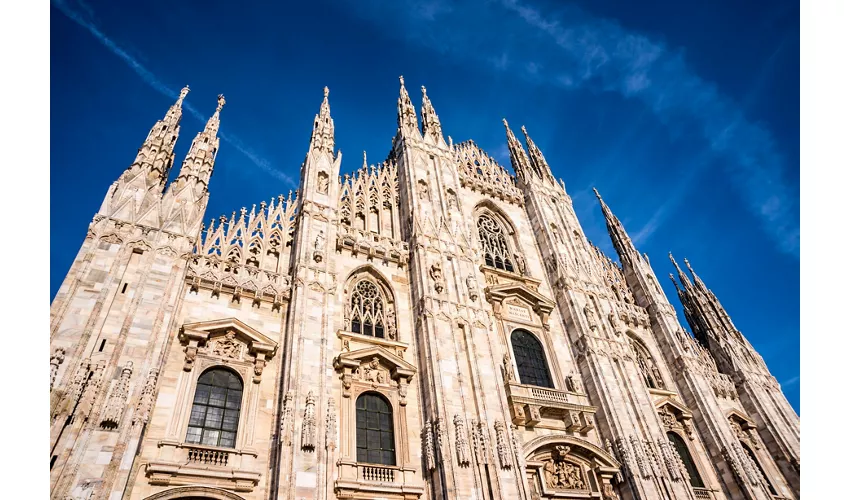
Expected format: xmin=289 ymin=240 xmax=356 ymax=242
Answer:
xmin=49 ymin=79 xmax=800 ymax=500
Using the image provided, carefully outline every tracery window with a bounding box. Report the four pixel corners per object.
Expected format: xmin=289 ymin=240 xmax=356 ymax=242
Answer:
xmin=356 ymin=392 xmax=396 ymax=466
xmin=348 ymin=279 xmax=387 ymax=338
xmin=186 ymin=368 xmax=243 ymax=448
xmin=477 ymin=214 xmax=515 ymax=272
xmin=511 ymin=329 xmax=554 ymax=388
xmin=630 ymin=337 xmax=665 ymax=390
xmin=667 ymin=431 xmax=704 ymax=488
xmin=741 ymin=442 xmax=777 ymax=495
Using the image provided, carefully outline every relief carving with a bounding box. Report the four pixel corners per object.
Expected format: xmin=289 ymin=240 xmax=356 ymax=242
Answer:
xmin=301 ymin=391 xmax=317 ymax=451
xmin=101 ymin=361 xmax=133 ymax=429
xmin=132 ymin=369 xmax=159 ymax=425
xmin=430 ymin=262 xmax=445 ymax=294
xmin=453 ymin=414 xmax=471 ymax=466
xmin=355 ymin=357 xmax=387 ymax=385
xmin=50 ymin=347 xmax=66 ymax=389
xmin=494 ymin=420 xmax=511 ymax=470
xmin=423 ymin=419 xmax=436 ymax=471
xmin=542 ymin=446 xmax=586 ymax=490
xmin=503 ymin=353 xmax=516 ymax=382
xmin=212 ymin=330 xmax=242 ymax=360
xmin=466 ymin=274 xmax=479 ymax=302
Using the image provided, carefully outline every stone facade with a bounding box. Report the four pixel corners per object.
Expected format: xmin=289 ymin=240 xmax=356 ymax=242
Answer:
xmin=49 ymin=80 xmax=799 ymax=500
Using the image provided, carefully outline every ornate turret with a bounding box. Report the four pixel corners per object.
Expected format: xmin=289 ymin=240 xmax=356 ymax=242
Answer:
xmin=396 ymin=76 xmax=420 ymax=138
xmin=593 ymin=188 xmax=641 ymax=267
xmin=309 ymin=86 xmax=334 ymax=154
xmin=502 ymin=119 xmax=533 ymax=181
xmin=521 ymin=125 xmax=555 ymax=184
xmin=100 ymin=86 xmax=190 ymax=222
xmin=161 ymin=94 xmax=225 ymax=236
xmin=420 ymin=85 xmax=445 ymax=145
xmin=298 ymin=87 xmax=341 ymax=207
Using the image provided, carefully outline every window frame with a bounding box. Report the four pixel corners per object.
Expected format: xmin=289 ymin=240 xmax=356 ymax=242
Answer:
xmin=510 ymin=328 xmax=555 ymax=389
xmin=185 ymin=367 xmax=244 ymax=449
xmin=476 ymin=212 xmax=518 ymax=274
xmin=344 ymin=270 xmax=397 ymax=341
xmin=667 ymin=430 xmax=705 ymax=489
xmin=355 ymin=391 xmax=397 ymax=466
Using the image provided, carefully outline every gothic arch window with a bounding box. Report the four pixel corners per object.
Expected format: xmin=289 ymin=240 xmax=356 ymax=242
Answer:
xmin=185 ymin=368 xmax=243 ymax=448
xmin=629 ymin=335 xmax=665 ymax=390
xmin=667 ymin=431 xmax=704 ymax=488
xmin=356 ymin=392 xmax=396 ymax=466
xmin=346 ymin=271 xmax=397 ymax=340
xmin=477 ymin=213 xmax=515 ymax=272
xmin=741 ymin=442 xmax=777 ymax=495
xmin=511 ymin=329 xmax=554 ymax=388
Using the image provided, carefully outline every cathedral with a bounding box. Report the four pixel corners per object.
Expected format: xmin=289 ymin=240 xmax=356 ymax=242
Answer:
xmin=49 ymin=78 xmax=800 ymax=500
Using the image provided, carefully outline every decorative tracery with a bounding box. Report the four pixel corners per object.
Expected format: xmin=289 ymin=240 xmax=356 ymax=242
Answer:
xmin=477 ymin=214 xmax=516 ymax=273
xmin=630 ymin=337 xmax=666 ymax=390
xmin=347 ymin=276 xmax=396 ymax=340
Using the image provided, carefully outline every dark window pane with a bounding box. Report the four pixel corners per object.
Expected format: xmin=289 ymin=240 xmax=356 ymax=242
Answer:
xmin=511 ymin=329 xmax=554 ymax=388
xmin=201 ymin=429 xmax=220 ymax=446
xmin=668 ymin=432 xmax=705 ymax=488
xmin=193 ymin=385 xmax=210 ymax=404
xmin=186 ymin=427 xmax=202 ymax=444
xmin=355 ymin=393 xmax=396 ymax=466
xmin=220 ymin=431 xmax=236 ymax=448
xmin=485 ymin=254 xmax=494 ymax=267
xmin=185 ymin=368 xmax=243 ymax=449
xmin=352 ymin=319 xmax=361 ymax=334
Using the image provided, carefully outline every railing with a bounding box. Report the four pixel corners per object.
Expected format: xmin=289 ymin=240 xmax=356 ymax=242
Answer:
xmin=692 ymin=488 xmax=711 ymax=499
xmin=186 ymin=446 xmax=229 ymax=466
xmin=530 ymin=386 xmax=572 ymax=404
xmin=361 ymin=465 xmax=395 ymax=483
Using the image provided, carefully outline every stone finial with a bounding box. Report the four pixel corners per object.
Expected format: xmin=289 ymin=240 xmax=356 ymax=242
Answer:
xmin=323 ymin=86 xmax=329 ymax=98
xmin=216 ymin=94 xmax=226 ymax=112
xmin=179 ymin=85 xmax=190 ymax=101
xmin=399 ymin=75 xmax=405 ymax=86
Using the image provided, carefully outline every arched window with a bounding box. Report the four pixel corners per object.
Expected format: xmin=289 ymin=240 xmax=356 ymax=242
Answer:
xmin=477 ymin=214 xmax=515 ymax=272
xmin=356 ymin=392 xmax=395 ymax=465
xmin=667 ymin=432 xmax=704 ymax=488
xmin=511 ymin=329 xmax=554 ymax=388
xmin=186 ymin=368 xmax=243 ymax=448
xmin=630 ymin=337 xmax=665 ymax=390
xmin=349 ymin=279 xmax=386 ymax=338
xmin=741 ymin=442 xmax=777 ymax=495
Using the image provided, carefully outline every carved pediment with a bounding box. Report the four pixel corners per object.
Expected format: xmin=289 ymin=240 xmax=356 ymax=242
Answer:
xmin=654 ymin=396 xmax=693 ymax=420
xmin=334 ymin=346 xmax=416 ymax=380
xmin=178 ymin=318 xmax=278 ymax=382
xmin=727 ymin=409 xmax=757 ymax=430
xmin=486 ymin=282 xmax=555 ymax=325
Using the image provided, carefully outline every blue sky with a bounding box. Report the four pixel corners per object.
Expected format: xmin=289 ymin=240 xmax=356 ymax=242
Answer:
xmin=50 ymin=0 xmax=799 ymax=410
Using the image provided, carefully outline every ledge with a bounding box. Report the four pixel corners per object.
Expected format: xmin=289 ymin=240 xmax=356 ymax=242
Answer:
xmin=334 ymin=461 xmax=424 ymax=500
xmin=146 ymin=442 xmax=261 ymax=493
xmin=505 ymin=381 xmax=597 ymax=430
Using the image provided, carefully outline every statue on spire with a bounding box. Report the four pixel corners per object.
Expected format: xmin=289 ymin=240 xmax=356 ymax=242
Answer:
xmin=178 ymin=85 xmax=190 ymax=103
xmin=420 ymin=85 xmax=443 ymax=139
xmin=216 ymin=94 xmax=226 ymax=112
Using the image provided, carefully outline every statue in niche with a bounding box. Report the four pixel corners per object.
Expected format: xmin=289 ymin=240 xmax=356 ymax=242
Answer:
xmin=565 ymin=373 xmax=578 ymax=392
xmin=514 ymin=253 xmax=527 ymax=275
xmin=583 ymin=302 xmax=598 ymax=330
xmin=447 ymin=190 xmax=458 ymax=209
xmin=213 ymin=331 xmax=240 ymax=359
xmin=385 ymin=305 xmax=397 ymax=340
xmin=317 ymin=172 xmax=329 ymax=194
xmin=503 ymin=354 xmax=515 ymax=382
xmin=313 ymin=230 xmax=325 ymax=262
xmin=542 ymin=446 xmax=586 ymax=490
xmin=466 ymin=274 xmax=478 ymax=301
xmin=418 ymin=180 xmax=429 ymax=201
xmin=430 ymin=262 xmax=445 ymax=293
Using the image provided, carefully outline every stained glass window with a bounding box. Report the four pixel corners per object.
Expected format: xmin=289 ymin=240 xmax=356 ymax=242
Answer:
xmin=185 ymin=368 xmax=243 ymax=449
xmin=349 ymin=280 xmax=387 ymax=338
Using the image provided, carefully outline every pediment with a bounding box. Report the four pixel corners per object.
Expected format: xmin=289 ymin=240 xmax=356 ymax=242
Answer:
xmin=485 ymin=282 xmax=555 ymax=314
xmin=654 ymin=396 xmax=693 ymax=419
xmin=334 ymin=345 xmax=416 ymax=379
xmin=727 ymin=409 xmax=757 ymax=429
xmin=180 ymin=317 xmax=277 ymax=357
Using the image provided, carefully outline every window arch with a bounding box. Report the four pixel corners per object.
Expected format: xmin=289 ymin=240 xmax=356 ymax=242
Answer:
xmin=741 ymin=442 xmax=777 ymax=495
xmin=477 ymin=213 xmax=515 ymax=272
xmin=186 ymin=368 xmax=243 ymax=448
xmin=348 ymin=278 xmax=392 ymax=339
xmin=629 ymin=336 xmax=666 ymax=390
xmin=667 ymin=431 xmax=704 ymax=488
xmin=356 ymin=392 xmax=395 ymax=465
xmin=511 ymin=329 xmax=554 ymax=388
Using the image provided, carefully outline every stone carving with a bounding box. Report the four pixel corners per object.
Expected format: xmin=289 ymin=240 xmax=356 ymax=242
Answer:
xmin=183 ymin=344 xmax=198 ymax=371
xmin=466 ymin=274 xmax=479 ymax=301
xmin=212 ymin=331 xmax=241 ymax=359
xmin=542 ymin=446 xmax=586 ymax=490
xmin=133 ymin=369 xmax=159 ymax=425
xmin=430 ymin=262 xmax=445 ymax=294
xmin=101 ymin=361 xmax=133 ymax=429
xmin=659 ymin=407 xmax=676 ymax=428
xmin=453 ymin=414 xmax=471 ymax=466
xmin=317 ymin=171 xmax=329 ymax=194
xmin=75 ymin=361 xmax=106 ymax=423
xmin=503 ymin=353 xmax=516 ymax=382
xmin=583 ymin=301 xmax=598 ymax=330
xmin=434 ymin=418 xmax=446 ymax=463
xmin=605 ymin=439 xmax=623 ymax=483
xmin=602 ymin=482 xmax=619 ymax=500
xmin=657 ymin=437 xmax=682 ymax=481
xmin=326 ymin=397 xmax=337 ymax=450
xmin=301 ymin=391 xmax=317 ymax=451
xmin=385 ymin=306 xmax=397 ymax=340
xmin=423 ymin=419 xmax=436 ymax=471
xmin=630 ymin=435 xmax=652 ymax=479
xmin=565 ymin=373 xmax=578 ymax=392
xmin=494 ymin=420 xmax=511 ymax=470
xmin=55 ymin=358 xmax=91 ymax=420
xmin=615 ymin=437 xmax=635 ymax=478
xmin=418 ymin=180 xmax=429 ymax=201
xmin=447 ymin=189 xmax=458 ymax=209
xmin=313 ymin=230 xmax=325 ymax=263
xmin=50 ymin=347 xmax=66 ymax=389
xmin=356 ymin=357 xmax=386 ymax=384
xmin=473 ymin=420 xmax=490 ymax=464
xmin=514 ymin=253 xmax=527 ymax=275
xmin=281 ymin=391 xmax=294 ymax=446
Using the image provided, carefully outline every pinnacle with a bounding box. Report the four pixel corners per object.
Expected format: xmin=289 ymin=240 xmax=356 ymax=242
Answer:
xmin=216 ymin=94 xmax=226 ymax=112
xmin=323 ymin=86 xmax=329 ymax=98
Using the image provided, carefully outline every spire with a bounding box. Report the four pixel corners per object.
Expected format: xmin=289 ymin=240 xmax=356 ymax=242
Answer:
xmin=668 ymin=253 xmax=693 ymax=292
xmin=309 ymin=86 xmax=334 ymax=154
xmin=175 ymin=94 xmax=225 ymax=187
xmin=124 ymin=85 xmax=190 ymax=185
xmin=362 ymin=151 xmax=368 ymax=170
xmin=593 ymin=188 xmax=640 ymax=266
xmin=503 ymin=119 xmax=533 ymax=181
xmin=420 ymin=85 xmax=443 ymax=139
xmin=397 ymin=76 xmax=419 ymax=134
xmin=521 ymin=125 xmax=554 ymax=183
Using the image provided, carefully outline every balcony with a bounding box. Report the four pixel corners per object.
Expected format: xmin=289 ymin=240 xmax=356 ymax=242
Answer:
xmin=505 ymin=381 xmax=597 ymax=431
xmin=145 ymin=441 xmax=260 ymax=493
xmin=334 ymin=461 xmax=425 ymax=499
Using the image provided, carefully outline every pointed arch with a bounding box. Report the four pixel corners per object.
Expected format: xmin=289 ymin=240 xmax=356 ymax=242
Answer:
xmin=627 ymin=331 xmax=666 ymax=390
xmin=344 ymin=266 xmax=398 ymax=340
xmin=667 ymin=431 xmax=705 ymax=488
xmin=473 ymin=201 xmax=520 ymax=273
